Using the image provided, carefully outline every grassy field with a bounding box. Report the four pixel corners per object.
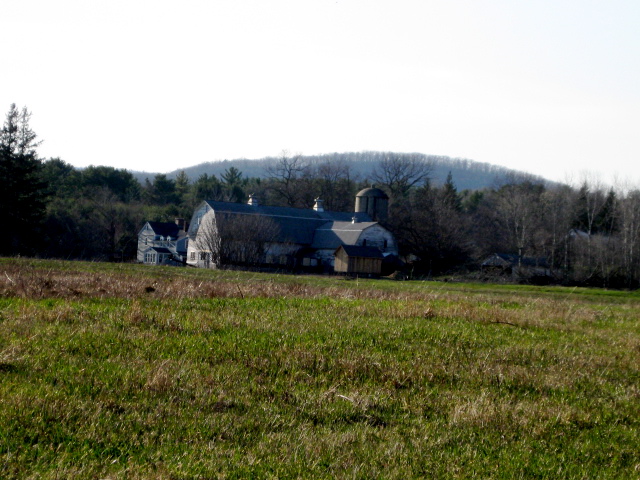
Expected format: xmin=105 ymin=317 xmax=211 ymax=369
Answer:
xmin=0 ymin=258 xmax=638 ymax=479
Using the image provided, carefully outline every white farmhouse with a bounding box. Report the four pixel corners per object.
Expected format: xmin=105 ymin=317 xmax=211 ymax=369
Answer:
xmin=137 ymin=219 xmax=189 ymax=266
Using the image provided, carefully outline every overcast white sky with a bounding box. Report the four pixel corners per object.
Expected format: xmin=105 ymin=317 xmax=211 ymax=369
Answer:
xmin=3 ymin=0 xmax=639 ymax=184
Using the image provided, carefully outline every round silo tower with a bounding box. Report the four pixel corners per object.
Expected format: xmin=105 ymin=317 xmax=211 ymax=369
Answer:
xmin=355 ymin=187 xmax=389 ymax=223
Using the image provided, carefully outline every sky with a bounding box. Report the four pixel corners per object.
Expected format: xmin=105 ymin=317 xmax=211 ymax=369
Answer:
xmin=3 ymin=0 xmax=639 ymax=185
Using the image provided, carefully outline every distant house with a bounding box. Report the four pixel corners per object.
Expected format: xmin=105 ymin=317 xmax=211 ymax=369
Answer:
xmin=481 ymin=253 xmax=551 ymax=281
xmin=186 ymin=188 xmax=398 ymax=271
xmin=334 ymin=245 xmax=384 ymax=276
xmin=137 ymin=219 xmax=189 ymax=266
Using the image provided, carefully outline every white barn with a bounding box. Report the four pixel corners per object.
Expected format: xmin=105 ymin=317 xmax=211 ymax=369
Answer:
xmin=186 ymin=188 xmax=398 ymax=273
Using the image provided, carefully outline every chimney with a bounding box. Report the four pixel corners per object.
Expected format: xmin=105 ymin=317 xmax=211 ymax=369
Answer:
xmin=247 ymin=194 xmax=259 ymax=207
xmin=313 ymin=197 xmax=324 ymax=212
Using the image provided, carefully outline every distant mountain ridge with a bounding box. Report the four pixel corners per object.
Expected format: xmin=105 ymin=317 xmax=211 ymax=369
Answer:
xmin=131 ymin=151 xmax=550 ymax=191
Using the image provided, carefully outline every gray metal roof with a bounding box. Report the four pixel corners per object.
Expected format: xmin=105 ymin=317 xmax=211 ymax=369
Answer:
xmin=311 ymin=221 xmax=376 ymax=249
xmin=204 ymin=201 xmax=372 ymax=246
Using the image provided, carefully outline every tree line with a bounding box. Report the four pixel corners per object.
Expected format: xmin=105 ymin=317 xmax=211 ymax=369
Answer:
xmin=3 ymin=105 xmax=640 ymax=288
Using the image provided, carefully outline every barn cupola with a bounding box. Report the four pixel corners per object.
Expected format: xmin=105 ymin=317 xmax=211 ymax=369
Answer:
xmin=247 ymin=194 xmax=259 ymax=207
xmin=355 ymin=186 xmax=389 ymax=223
xmin=313 ymin=197 xmax=324 ymax=212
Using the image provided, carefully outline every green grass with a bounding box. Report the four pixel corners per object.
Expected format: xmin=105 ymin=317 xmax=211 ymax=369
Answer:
xmin=0 ymin=258 xmax=639 ymax=478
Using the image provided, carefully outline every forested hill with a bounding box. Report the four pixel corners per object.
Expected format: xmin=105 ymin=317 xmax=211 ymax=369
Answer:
xmin=131 ymin=152 xmax=549 ymax=190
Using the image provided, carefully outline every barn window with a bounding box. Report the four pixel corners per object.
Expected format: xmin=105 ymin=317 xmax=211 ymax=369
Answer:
xmin=190 ymin=252 xmax=195 ymax=261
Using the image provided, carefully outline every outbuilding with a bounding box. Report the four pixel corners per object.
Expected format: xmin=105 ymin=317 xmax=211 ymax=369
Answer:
xmin=334 ymin=244 xmax=384 ymax=276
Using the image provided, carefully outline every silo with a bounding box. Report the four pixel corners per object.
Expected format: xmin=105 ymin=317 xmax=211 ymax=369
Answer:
xmin=355 ymin=187 xmax=389 ymax=223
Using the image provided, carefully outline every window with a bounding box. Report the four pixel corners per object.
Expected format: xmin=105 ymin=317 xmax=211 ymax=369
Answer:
xmin=362 ymin=239 xmax=367 ymax=246
xmin=190 ymin=252 xmax=195 ymax=261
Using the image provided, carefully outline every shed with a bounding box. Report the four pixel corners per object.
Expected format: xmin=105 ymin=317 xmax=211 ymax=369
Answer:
xmin=334 ymin=245 xmax=384 ymax=275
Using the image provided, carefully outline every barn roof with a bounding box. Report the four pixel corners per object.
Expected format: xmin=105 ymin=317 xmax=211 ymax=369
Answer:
xmin=203 ymin=200 xmax=372 ymax=246
xmin=311 ymin=221 xmax=377 ymax=249
xmin=204 ymin=200 xmax=369 ymax=221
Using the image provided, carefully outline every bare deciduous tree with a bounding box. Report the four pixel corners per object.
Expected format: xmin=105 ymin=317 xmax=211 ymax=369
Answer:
xmin=540 ymin=185 xmax=576 ymax=274
xmin=493 ymin=181 xmax=546 ymax=260
xmin=265 ymin=150 xmax=310 ymax=207
xmin=371 ymin=153 xmax=433 ymax=198
xmin=617 ymin=190 xmax=640 ymax=287
xmin=313 ymin=158 xmax=355 ymax=212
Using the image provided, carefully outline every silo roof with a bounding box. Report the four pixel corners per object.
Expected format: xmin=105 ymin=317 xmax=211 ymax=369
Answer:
xmin=356 ymin=187 xmax=388 ymax=199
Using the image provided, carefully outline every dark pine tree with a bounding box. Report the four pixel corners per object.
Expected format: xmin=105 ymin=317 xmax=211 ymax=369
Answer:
xmin=0 ymin=104 xmax=48 ymax=255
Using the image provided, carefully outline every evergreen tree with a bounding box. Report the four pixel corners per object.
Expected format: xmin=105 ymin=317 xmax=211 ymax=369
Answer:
xmin=440 ymin=171 xmax=462 ymax=212
xmin=174 ymin=170 xmax=190 ymax=205
xmin=0 ymin=104 xmax=48 ymax=255
xmin=143 ymin=174 xmax=177 ymax=205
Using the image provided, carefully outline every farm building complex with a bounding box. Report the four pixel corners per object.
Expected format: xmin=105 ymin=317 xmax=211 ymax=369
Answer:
xmin=138 ymin=188 xmax=399 ymax=275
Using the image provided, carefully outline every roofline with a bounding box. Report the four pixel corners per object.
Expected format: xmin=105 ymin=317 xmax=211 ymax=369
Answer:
xmin=204 ymin=202 xmax=346 ymax=223
xmin=314 ymin=224 xmax=377 ymax=233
